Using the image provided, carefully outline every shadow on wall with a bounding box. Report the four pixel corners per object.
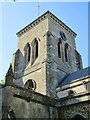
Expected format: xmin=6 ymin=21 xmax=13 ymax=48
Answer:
xmin=14 ymin=49 xmax=25 ymax=87
xmin=14 ymin=39 xmax=39 ymax=88
xmin=14 ymin=48 xmax=37 ymax=90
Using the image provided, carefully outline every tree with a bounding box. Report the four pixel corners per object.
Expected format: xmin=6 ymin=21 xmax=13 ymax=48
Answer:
xmin=0 ymin=78 xmax=5 ymax=85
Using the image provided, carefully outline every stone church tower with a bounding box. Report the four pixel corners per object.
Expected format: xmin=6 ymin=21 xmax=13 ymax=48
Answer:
xmin=1 ymin=11 xmax=90 ymax=119
xmin=12 ymin=11 xmax=82 ymax=97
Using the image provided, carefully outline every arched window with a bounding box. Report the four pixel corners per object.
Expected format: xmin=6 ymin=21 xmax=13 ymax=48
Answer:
xmin=34 ymin=39 xmax=38 ymax=59
xmin=24 ymin=43 xmax=31 ymax=63
xmin=68 ymin=90 xmax=75 ymax=96
xmin=32 ymin=39 xmax=39 ymax=64
xmin=71 ymin=114 xmax=85 ymax=120
xmin=24 ymin=79 xmax=36 ymax=91
xmin=65 ymin=44 xmax=68 ymax=62
xmin=27 ymin=44 xmax=30 ymax=62
xmin=58 ymin=40 xmax=62 ymax=58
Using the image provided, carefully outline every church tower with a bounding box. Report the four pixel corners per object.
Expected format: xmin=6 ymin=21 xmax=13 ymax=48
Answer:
xmin=12 ymin=11 xmax=83 ymax=97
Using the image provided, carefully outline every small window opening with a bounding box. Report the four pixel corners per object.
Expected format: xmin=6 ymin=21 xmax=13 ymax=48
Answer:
xmin=35 ymin=40 xmax=38 ymax=59
xmin=27 ymin=45 xmax=30 ymax=62
xmin=65 ymin=44 xmax=68 ymax=62
xmin=58 ymin=42 xmax=61 ymax=58
xmin=68 ymin=90 xmax=75 ymax=96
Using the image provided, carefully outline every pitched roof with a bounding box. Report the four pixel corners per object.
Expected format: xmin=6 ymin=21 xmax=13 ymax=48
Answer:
xmin=58 ymin=67 xmax=90 ymax=86
xmin=16 ymin=11 xmax=77 ymax=37
xmin=6 ymin=63 xmax=14 ymax=77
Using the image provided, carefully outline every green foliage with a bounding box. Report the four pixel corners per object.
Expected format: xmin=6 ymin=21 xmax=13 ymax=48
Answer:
xmin=0 ymin=78 xmax=6 ymax=85
xmin=5 ymin=0 xmax=16 ymax=2
xmin=12 ymin=0 xmax=16 ymax=2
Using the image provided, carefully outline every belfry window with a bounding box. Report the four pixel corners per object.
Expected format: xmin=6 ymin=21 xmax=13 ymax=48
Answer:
xmin=27 ymin=45 xmax=30 ymax=62
xmin=32 ymin=39 xmax=39 ymax=64
xmin=58 ymin=41 xmax=62 ymax=58
xmin=65 ymin=44 xmax=68 ymax=62
xmin=34 ymin=39 xmax=38 ymax=59
xmin=25 ymin=43 xmax=31 ymax=63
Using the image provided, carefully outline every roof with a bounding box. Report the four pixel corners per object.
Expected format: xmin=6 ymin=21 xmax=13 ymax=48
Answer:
xmin=58 ymin=67 xmax=90 ymax=86
xmin=6 ymin=63 xmax=14 ymax=77
xmin=16 ymin=11 xmax=77 ymax=37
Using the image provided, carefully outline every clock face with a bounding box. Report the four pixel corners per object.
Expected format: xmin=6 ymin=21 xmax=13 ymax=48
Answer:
xmin=60 ymin=31 xmax=67 ymax=41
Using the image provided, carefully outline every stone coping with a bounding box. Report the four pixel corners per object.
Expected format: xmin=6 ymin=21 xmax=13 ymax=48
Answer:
xmin=16 ymin=11 xmax=77 ymax=37
xmin=2 ymin=85 xmax=90 ymax=108
xmin=2 ymin=85 xmax=57 ymax=108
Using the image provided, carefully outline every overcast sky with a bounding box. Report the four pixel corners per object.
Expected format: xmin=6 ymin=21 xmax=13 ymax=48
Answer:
xmin=0 ymin=2 xmax=88 ymax=80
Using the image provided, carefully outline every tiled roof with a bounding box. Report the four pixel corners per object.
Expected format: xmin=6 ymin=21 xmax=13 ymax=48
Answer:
xmin=58 ymin=67 xmax=90 ymax=86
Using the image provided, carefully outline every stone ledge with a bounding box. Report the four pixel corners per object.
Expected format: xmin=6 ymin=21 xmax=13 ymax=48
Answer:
xmin=56 ymin=91 xmax=90 ymax=107
xmin=2 ymin=85 xmax=57 ymax=107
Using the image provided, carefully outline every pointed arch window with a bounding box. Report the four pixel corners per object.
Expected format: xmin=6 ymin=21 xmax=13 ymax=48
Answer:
xmin=27 ymin=44 xmax=30 ymax=62
xmin=58 ymin=40 xmax=62 ymax=58
xmin=25 ymin=43 xmax=31 ymax=63
xmin=32 ymin=39 xmax=39 ymax=64
xmin=65 ymin=44 xmax=68 ymax=62
xmin=34 ymin=39 xmax=38 ymax=59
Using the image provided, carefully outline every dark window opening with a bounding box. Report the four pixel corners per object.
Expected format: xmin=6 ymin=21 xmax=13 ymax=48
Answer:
xmin=24 ymin=79 xmax=36 ymax=91
xmin=68 ymin=90 xmax=75 ymax=96
xmin=34 ymin=39 xmax=38 ymax=61
xmin=31 ymin=39 xmax=39 ymax=65
xmin=28 ymin=80 xmax=34 ymax=89
xmin=58 ymin=42 xmax=61 ymax=58
xmin=71 ymin=114 xmax=85 ymax=120
xmin=35 ymin=40 xmax=38 ymax=58
xmin=65 ymin=44 xmax=68 ymax=62
xmin=25 ymin=43 xmax=31 ymax=63
xmin=27 ymin=45 xmax=30 ymax=62
xmin=60 ymin=31 xmax=67 ymax=41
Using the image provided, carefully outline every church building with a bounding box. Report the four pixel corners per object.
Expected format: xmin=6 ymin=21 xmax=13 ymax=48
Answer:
xmin=1 ymin=11 xmax=90 ymax=119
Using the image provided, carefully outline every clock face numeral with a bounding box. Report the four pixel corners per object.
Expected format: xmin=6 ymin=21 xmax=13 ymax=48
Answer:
xmin=60 ymin=31 xmax=67 ymax=41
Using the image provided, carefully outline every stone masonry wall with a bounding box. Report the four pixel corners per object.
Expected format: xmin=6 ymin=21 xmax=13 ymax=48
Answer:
xmin=58 ymin=102 xmax=90 ymax=119
xmin=2 ymin=86 xmax=58 ymax=119
xmin=48 ymin=16 xmax=83 ymax=72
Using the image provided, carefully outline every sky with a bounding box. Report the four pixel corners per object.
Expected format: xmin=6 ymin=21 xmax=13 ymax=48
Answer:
xmin=0 ymin=2 xmax=88 ymax=80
